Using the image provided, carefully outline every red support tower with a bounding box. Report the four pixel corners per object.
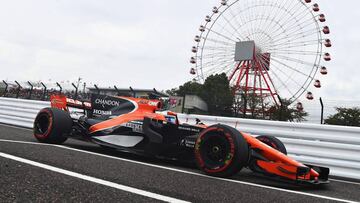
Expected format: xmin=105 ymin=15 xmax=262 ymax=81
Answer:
xmin=230 ymin=41 xmax=280 ymax=114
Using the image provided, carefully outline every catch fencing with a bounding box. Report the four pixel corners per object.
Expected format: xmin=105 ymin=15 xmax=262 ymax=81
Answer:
xmin=1 ymin=97 xmax=359 ymax=180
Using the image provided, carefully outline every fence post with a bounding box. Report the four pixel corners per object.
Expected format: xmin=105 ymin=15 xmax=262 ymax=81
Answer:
xmin=41 ymin=82 xmax=47 ymax=101
xmin=15 ymin=81 xmax=22 ymax=98
xmin=114 ymin=85 xmax=121 ymax=96
xmin=2 ymin=80 xmax=8 ymax=96
xmin=72 ymin=83 xmax=78 ymax=99
xmin=320 ymin=97 xmax=324 ymax=124
xmin=27 ymin=81 xmax=33 ymax=99
xmin=129 ymin=86 xmax=136 ymax=97
xmin=56 ymin=82 xmax=62 ymax=94
xmin=94 ymin=84 xmax=100 ymax=95
xmin=277 ymin=95 xmax=284 ymax=121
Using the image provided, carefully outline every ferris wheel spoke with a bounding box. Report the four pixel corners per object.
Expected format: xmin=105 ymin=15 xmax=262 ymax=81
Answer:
xmin=235 ymin=3 xmax=265 ymax=39
xmin=270 ymin=50 xmax=320 ymax=56
xmin=208 ymin=15 xmax=247 ymax=43
xmin=199 ymin=50 xmax=234 ymax=58
xmin=272 ymin=10 xmax=311 ymax=40
xmin=270 ymin=27 xmax=320 ymax=46
xmin=202 ymin=46 xmax=235 ymax=51
xmin=224 ymin=62 xmax=238 ymax=75
xmin=202 ymin=63 xmax=235 ymax=78
xmin=270 ymin=40 xmax=320 ymax=49
xmin=271 ymin=27 xmax=317 ymax=46
xmin=256 ymin=0 xmax=283 ymax=35
xmin=201 ymin=57 xmax=234 ymax=70
xmin=256 ymin=55 xmax=295 ymax=97
xmin=283 ymin=16 xmax=318 ymax=37
xmin=257 ymin=55 xmax=305 ymax=97
xmin=265 ymin=56 xmax=313 ymax=78
xmin=259 ymin=0 xmax=301 ymax=40
xmin=268 ymin=1 xmax=311 ymax=38
xmin=271 ymin=54 xmax=318 ymax=67
xmin=203 ymin=37 xmax=235 ymax=46
xmin=272 ymin=18 xmax=319 ymax=43
xmin=206 ymin=28 xmax=237 ymax=43
xmin=221 ymin=12 xmax=246 ymax=41
xmin=227 ymin=3 xmax=257 ymax=41
xmin=202 ymin=59 xmax=234 ymax=70
xmin=258 ymin=54 xmax=310 ymax=82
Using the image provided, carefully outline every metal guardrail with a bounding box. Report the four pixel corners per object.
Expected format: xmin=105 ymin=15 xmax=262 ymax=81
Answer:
xmin=1 ymin=97 xmax=360 ymax=180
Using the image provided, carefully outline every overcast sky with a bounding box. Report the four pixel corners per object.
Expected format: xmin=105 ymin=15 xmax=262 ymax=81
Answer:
xmin=0 ymin=0 xmax=359 ymax=104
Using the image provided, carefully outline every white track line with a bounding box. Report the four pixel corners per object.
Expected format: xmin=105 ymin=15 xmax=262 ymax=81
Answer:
xmin=330 ymin=179 xmax=360 ymax=186
xmin=0 ymin=152 xmax=189 ymax=203
xmin=0 ymin=139 xmax=358 ymax=203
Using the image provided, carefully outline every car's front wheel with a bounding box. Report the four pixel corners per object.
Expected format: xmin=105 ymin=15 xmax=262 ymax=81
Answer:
xmin=194 ymin=124 xmax=249 ymax=177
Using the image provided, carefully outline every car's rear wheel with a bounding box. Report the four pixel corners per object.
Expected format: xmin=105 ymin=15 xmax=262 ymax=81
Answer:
xmin=33 ymin=108 xmax=72 ymax=144
xmin=249 ymin=135 xmax=287 ymax=173
xmin=194 ymin=124 xmax=249 ymax=177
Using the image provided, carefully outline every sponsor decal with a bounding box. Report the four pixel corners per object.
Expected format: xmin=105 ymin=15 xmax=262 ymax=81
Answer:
xmin=51 ymin=99 xmax=64 ymax=105
xmin=93 ymin=109 xmax=112 ymax=116
xmin=123 ymin=122 xmax=143 ymax=133
xmin=184 ymin=140 xmax=195 ymax=148
xmin=95 ymin=98 xmax=121 ymax=108
xmin=139 ymin=100 xmax=159 ymax=107
xmin=148 ymin=101 xmax=159 ymax=107
xmin=178 ymin=126 xmax=201 ymax=133
xmin=66 ymin=98 xmax=75 ymax=103
xmin=84 ymin=102 xmax=92 ymax=108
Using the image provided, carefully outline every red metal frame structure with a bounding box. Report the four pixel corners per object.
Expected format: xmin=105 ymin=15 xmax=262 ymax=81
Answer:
xmin=229 ymin=50 xmax=280 ymax=114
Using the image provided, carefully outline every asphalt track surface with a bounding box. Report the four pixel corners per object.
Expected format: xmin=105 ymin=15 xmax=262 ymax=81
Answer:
xmin=1 ymin=124 xmax=360 ymax=203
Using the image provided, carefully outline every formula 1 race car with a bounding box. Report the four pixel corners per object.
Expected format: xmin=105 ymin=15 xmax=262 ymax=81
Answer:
xmin=33 ymin=94 xmax=329 ymax=184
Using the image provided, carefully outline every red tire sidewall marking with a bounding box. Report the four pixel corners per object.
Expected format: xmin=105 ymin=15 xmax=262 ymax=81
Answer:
xmin=34 ymin=109 xmax=53 ymax=139
xmin=195 ymin=127 xmax=218 ymax=168
xmin=195 ymin=127 xmax=236 ymax=173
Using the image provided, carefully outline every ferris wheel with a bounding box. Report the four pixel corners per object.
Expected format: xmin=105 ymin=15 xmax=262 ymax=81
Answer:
xmin=190 ymin=0 xmax=331 ymax=112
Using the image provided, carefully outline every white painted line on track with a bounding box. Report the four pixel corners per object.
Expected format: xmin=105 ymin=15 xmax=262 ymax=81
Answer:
xmin=0 ymin=152 xmax=189 ymax=203
xmin=330 ymin=179 xmax=360 ymax=186
xmin=0 ymin=139 xmax=358 ymax=203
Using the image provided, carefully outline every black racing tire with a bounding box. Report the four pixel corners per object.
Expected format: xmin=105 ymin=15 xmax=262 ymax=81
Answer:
xmin=249 ymin=135 xmax=287 ymax=173
xmin=33 ymin=108 xmax=72 ymax=144
xmin=194 ymin=124 xmax=249 ymax=178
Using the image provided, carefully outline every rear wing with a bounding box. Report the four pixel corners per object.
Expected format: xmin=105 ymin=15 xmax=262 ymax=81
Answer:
xmin=50 ymin=94 xmax=91 ymax=111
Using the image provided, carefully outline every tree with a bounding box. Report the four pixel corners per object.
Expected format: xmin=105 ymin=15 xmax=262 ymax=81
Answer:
xmin=325 ymin=107 xmax=360 ymax=127
xmin=200 ymin=73 xmax=234 ymax=116
xmin=232 ymin=92 xmax=269 ymax=119
xmin=167 ymin=74 xmax=233 ymax=116
xmin=167 ymin=81 xmax=203 ymax=97
xmin=268 ymin=99 xmax=308 ymax=122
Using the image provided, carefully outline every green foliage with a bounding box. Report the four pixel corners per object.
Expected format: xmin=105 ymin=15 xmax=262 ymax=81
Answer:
xmin=167 ymin=73 xmax=233 ymax=116
xmin=269 ymin=99 xmax=308 ymax=122
xmin=167 ymin=81 xmax=203 ymax=97
xmin=200 ymin=73 xmax=234 ymax=116
xmin=325 ymin=107 xmax=360 ymax=127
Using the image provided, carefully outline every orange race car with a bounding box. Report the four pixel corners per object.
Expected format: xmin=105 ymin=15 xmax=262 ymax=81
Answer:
xmin=33 ymin=93 xmax=329 ymax=185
